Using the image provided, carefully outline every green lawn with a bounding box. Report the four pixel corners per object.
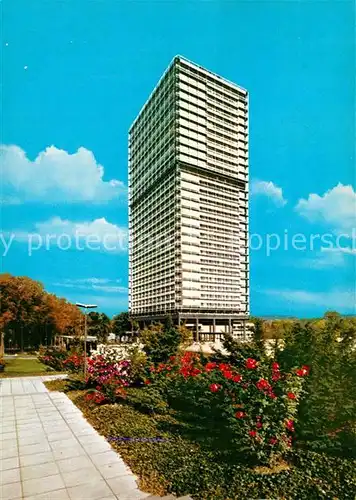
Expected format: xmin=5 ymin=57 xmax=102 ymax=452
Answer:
xmin=0 ymin=357 xmax=59 ymax=377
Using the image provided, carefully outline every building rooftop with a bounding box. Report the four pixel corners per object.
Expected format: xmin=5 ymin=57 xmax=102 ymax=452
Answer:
xmin=129 ymin=55 xmax=247 ymax=132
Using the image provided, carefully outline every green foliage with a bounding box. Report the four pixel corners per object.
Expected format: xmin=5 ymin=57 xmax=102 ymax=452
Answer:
xmin=38 ymin=347 xmax=68 ymax=371
xmin=140 ymin=318 xmax=182 ymax=365
xmin=127 ymin=345 xmax=147 ymax=385
xmin=65 ymin=389 xmax=356 ymax=499
xmin=276 ymin=312 xmax=356 ymax=457
xmin=212 ymin=331 xmax=267 ymax=366
xmin=87 ymin=311 xmax=111 ymax=343
xmin=149 ymin=351 xmax=307 ymax=466
xmin=111 ymin=312 xmax=131 ymax=341
xmin=125 ymin=387 xmax=169 ymax=414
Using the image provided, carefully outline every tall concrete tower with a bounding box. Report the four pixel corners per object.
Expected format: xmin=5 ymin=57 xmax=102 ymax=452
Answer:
xmin=129 ymin=56 xmax=249 ymax=339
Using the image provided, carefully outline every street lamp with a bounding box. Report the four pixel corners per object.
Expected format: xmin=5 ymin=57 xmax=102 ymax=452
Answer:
xmin=76 ymin=303 xmax=97 ymax=379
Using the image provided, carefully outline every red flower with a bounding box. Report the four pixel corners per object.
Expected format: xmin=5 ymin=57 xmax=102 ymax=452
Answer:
xmin=256 ymin=421 xmax=263 ymax=429
xmin=272 ymin=362 xmax=280 ymax=371
xmin=205 ymin=362 xmax=217 ymax=371
xmin=191 ymin=368 xmax=201 ymax=377
xmin=223 ymin=370 xmax=233 ymax=380
xmin=285 ymin=419 xmax=295 ymax=432
xmin=144 ymin=380 xmax=151 ymax=385
xmin=235 ymin=411 xmax=245 ymax=419
xmin=149 ymin=366 xmax=155 ymax=372
xmin=245 ymin=358 xmax=258 ymax=369
xmin=209 ymin=383 xmax=221 ymax=393
xmin=269 ymin=392 xmax=277 ymax=399
xmin=287 ymin=392 xmax=296 ymax=400
xmin=232 ymin=374 xmax=242 ymax=383
xmin=256 ymin=378 xmax=271 ymax=391
xmin=219 ymin=363 xmax=230 ymax=372
xmin=249 ymin=430 xmax=257 ymax=437
xmin=96 ymin=385 xmax=101 ymax=390
xmin=272 ymin=373 xmax=281 ymax=382
xmin=269 ymin=437 xmax=278 ymax=445
xmin=296 ymin=365 xmax=310 ymax=377
xmin=169 ymin=356 xmax=176 ymax=362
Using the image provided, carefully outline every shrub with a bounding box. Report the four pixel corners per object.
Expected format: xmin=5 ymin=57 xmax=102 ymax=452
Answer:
xmin=276 ymin=313 xmax=356 ymax=457
xmin=70 ymin=392 xmax=356 ymax=499
xmin=140 ymin=317 xmax=183 ymax=365
xmin=62 ymin=352 xmax=84 ymax=373
xmin=147 ymin=351 xmax=309 ymax=466
xmin=38 ymin=347 xmax=67 ymax=371
xmin=125 ymin=387 xmax=169 ymax=415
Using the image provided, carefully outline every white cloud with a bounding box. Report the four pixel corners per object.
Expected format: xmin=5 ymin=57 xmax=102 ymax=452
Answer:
xmin=264 ymin=288 xmax=356 ymax=311
xmin=0 ymin=144 xmax=127 ymax=203
xmin=299 ymin=251 xmax=346 ymax=269
xmin=250 ymin=180 xmax=287 ymax=207
xmin=295 ymin=183 xmax=356 ymax=233
xmin=15 ymin=217 xmax=128 ymax=253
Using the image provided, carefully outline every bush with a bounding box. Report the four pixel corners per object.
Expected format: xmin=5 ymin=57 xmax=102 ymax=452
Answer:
xmin=276 ymin=313 xmax=356 ymax=457
xmin=62 ymin=352 xmax=84 ymax=373
xmin=140 ymin=317 xmax=183 ymax=365
xmin=68 ymin=391 xmax=356 ymax=499
xmin=38 ymin=347 xmax=67 ymax=371
xmin=125 ymin=387 xmax=169 ymax=415
xmin=146 ymin=351 xmax=309 ymax=466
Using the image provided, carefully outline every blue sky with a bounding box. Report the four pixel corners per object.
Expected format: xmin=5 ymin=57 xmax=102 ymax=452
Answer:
xmin=1 ymin=0 xmax=355 ymax=317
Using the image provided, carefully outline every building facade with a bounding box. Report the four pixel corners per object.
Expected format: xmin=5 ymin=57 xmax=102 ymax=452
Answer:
xmin=129 ymin=56 xmax=249 ymax=339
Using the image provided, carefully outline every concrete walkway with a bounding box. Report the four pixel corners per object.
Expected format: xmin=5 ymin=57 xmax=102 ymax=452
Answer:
xmin=0 ymin=376 xmax=149 ymax=500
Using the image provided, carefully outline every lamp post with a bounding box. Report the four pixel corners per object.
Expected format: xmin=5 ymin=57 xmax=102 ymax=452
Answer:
xmin=76 ymin=303 xmax=97 ymax=379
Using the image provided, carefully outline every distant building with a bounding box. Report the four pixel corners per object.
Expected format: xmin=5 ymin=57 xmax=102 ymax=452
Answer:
xmin=129 ymin=56 xmax=249 ymax=339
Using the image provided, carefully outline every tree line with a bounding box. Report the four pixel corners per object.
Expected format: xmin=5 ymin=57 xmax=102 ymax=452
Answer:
xmin=0 ymin=274 xmax=130 ymax=350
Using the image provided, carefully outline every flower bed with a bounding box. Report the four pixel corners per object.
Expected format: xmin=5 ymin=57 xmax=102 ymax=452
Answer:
xmin=85 ymin=344 xmax=146 ymax=403
xmin=38 ymin=347 xmax=69 ymax=371
xmin=46 ymin=383 xmax=355 ymax=499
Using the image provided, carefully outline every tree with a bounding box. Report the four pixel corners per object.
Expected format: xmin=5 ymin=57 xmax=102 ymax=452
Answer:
xmin=140 ymin=317 xmax=183 ymax=364
xmin=0 ymin=273 xmax=84 ymax=349
xmin=112 ymin=312 xmax=131 ymax=341
xmin=87 ymin=312 xmax=111 ymax=343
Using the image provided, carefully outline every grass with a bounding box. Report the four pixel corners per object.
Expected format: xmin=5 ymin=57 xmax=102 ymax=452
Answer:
xmin=44 ymin=381 xmax=356 ymax=499
xmin=0 ymin=357 xmax=64 ymax=378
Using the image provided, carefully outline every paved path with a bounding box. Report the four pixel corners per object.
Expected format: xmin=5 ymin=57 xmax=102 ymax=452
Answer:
xmin=0 ymin=376 xmax=149 ymax=500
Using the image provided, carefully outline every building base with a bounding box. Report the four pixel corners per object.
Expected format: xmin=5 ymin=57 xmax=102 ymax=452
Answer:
xmin=130 ymin=311 xmax=253 ymax=343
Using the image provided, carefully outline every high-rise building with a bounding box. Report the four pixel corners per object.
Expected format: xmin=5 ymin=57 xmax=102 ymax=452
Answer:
xmin=129 ymin=56 xmax=249 ymax=339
